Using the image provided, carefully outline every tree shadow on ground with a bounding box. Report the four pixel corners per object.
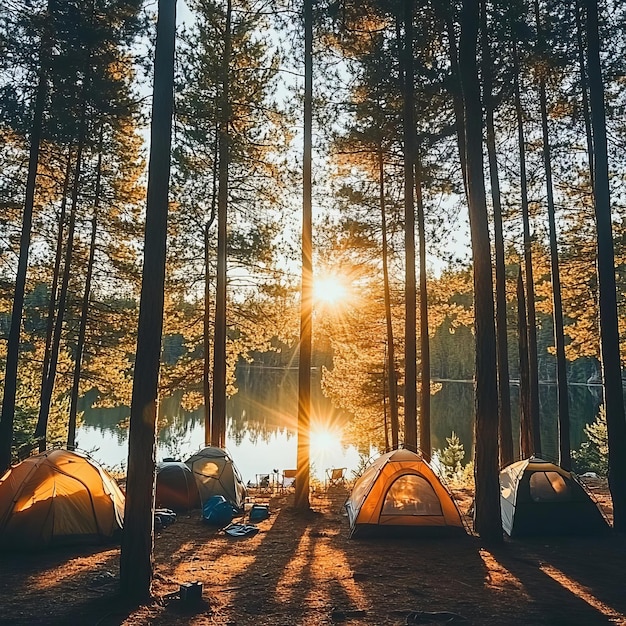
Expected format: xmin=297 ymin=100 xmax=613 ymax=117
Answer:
xmin=489 ymin=533 xmax=626 ymax=625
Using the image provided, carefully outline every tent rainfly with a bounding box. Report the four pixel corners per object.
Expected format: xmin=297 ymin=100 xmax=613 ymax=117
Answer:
xmin=0 ymin=449 xmax=125 ymax=549
xmin=499 ymin=457 xmax=610 ymax=537
xmin=345 ymin=448 xmax=465 ymax=537
xmin=156 ymin=461 xmax=201 ymax=511
xmin=185 ymin=446 xmax=247 ymax=511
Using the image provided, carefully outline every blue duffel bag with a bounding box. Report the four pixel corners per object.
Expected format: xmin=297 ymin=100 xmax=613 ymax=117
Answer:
xmin=202 ymin=495 xmax=238 ymax=527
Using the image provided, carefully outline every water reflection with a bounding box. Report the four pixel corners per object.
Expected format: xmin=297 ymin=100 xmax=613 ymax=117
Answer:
xmin=77 ymin=369 xmax=601 ymax=481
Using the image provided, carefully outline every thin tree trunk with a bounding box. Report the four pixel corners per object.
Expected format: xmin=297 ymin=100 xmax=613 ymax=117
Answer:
xmin=512 ymin=36 xmax=541 ymax=455
xmin=0 ymin=3 xmax=50 ymax=471
xmin=119 ymin=0 xmax=175 ymax=600
xmin=295 ymin=0 xmax=312 ymax=509
xmin=480 ymin=0 xmax=513 ymax=468
xmin=40 ymin=147 xmax=72 ymax=407
xmin=401 ymin=0 xmax=418 ymax=452
xmin=383 ymin=343 xmax=390 ymax=451
xmin=585 ymin=0 xmax=626 ymax=532
xmin=517 ymin=268 xmax=534 ymax=458
xmin=459 ymin=0 xmax=501 ymax=541
xmin=35 ymin=130 xmax=86 ymax=447
xmin=534 ymin=0 xmax=570 ymax=469
xmin=379 ymin=146 xmax=399 ymax=449
xmin=415 ymin=157 xmax=430 ymax=459
xmin=67 ymin=133 xmax=103 ymax=449
xmin=211 ymin=0 xmax=232 ymax=449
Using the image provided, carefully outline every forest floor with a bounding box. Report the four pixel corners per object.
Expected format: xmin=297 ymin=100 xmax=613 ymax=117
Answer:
xmin=0 ymin=478 xmax=624 ymax=626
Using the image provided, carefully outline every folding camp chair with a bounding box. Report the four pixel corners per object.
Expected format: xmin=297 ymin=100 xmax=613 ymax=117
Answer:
xmin=256 ymin=473 xmax=272 ymax=494
xmin=325 ymin=467 xmax=347 ymax=490
xmin=280 ymin=469 xmax=297 ymax=492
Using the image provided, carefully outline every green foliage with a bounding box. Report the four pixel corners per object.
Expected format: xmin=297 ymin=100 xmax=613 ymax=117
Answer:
xmin=572 ymin=407 xmax=608 ymax=477
xmin=7 ymin=370 xmax=75 ymax=461
xmin=433 ymin=431 xmax=473 ymax=487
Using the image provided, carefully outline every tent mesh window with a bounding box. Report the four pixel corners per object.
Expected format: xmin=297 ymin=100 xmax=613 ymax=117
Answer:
xmin=381 ymin=475 xmax=443 ymax=516
xmin=194 ymin=460 xmax=222 ymax=477
xmin=529 ymin=471 xmax=573 ymax=502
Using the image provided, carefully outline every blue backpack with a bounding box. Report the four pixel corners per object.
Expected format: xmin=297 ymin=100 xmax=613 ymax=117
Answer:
xmin=202 ymin=495 xmax=238 ymax=527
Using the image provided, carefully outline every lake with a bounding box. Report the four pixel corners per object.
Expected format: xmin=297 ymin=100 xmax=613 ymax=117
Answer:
xmin=76 ymin=368 xmax=602 ymax=482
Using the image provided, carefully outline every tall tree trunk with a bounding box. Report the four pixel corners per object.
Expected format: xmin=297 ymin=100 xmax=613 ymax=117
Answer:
xmin=534 ymin=0 xmax=570 ymax=469
xmin=40 ymin=147 xmax=72 ymax=410
xmin=295 ymin=0 xmax=313 ymax=510
xmin=35 ymin=130 xmax=86 ymax=448
xmin=0 ymin=3 xmax=50 ymax=472
xmin=379 ymin=145 xmax=399 ymax=449
xmin=512 ymin=36 xmax=541 ymax=455
xmin=401 ymin=0 xmax=418 ymax=452
xmin=203 ymin=127 xmax=219 ymax=446
xmin=119 ymin=0 xmax=175 ymax=599
xmin=575 ymin=0 xmax=594 ymax=181
xmin=211 ymin=0 xmax=232 ymax=449
xmin=203 ymin=224 xmax=212 ymax=446
xmin=67 ymin=134 xmax=103 ymax=450
xmin=459 ymin=0 xmax=501 ymax=541
xmin=480 ymin=0 xmax=513 ymax=468
xmin=585 ymin=0 xmax=626 ymax=532
xmin=415 ymin=158 xmax=430 ymax=459
xmin=517 ymin=268 xmax=533 ymax=458
xmin=444 ymin=9 xmax=469 ymax=198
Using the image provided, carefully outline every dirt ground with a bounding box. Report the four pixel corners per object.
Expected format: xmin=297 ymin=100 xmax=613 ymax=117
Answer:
xmin=0 ymin=479 xmax=624 ymax=626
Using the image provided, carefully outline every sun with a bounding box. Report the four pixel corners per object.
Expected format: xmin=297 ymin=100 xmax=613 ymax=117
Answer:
xmin=310 ymin=422 xmax=343 ymax=465
xmin=310 ymin=427 xmax=338 ymax=453
xmin=313 ymin=275 xmax=347 ymax=305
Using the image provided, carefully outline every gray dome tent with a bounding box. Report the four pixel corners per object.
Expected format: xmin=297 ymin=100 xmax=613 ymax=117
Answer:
xmin=156 ymin=461 xmax=201 ymax=511
xmin=499 ymin=457 xmax=609 ymax=537
xmin=185 ymin=447 xmax=247 ymax=511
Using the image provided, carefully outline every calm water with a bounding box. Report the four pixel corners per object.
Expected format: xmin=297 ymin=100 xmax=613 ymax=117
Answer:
xmin=76 ymin=369 xmax=601 ymax=482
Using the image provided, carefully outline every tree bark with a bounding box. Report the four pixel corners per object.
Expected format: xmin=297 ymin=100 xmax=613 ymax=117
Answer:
xmin=0 ymin=2 xmax=50 ymax=471
xmin=480 ymin=0 xmax=513 ymax=468
xmin=459 ymin=0 xmax=501 ymax=541
xmin=119 ymin=0 xmax=175 ymax=599
xmin=534 ymin=0 xmax=570 ymax=469
xmin=211 ymin=0 xmax=232 ymax=449
xmin=295 ymin=0 xmax=312 ymax=510
xmin=379 ymin=146 xmax=399 ymax=449
xmin=512 ymin=36 xmax=541 ymax=455
xmin=401 ymin=0 xmax=418 ymax=452
xmin=585 ymin=0 xmax=626 ymax=532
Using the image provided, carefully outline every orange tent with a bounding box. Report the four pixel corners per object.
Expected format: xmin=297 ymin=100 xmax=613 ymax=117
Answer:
xmin=0 ymin=449 xmax=125 ymax=549
xmin=345 ymin=449 xmax=465 ymax=537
